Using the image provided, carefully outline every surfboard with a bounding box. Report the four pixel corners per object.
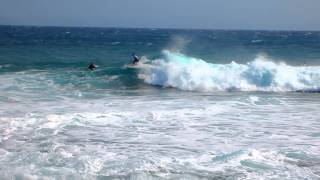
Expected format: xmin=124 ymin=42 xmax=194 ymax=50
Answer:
xmin=124 ymin=64 xmax=139 ymax=69
xmin=123 ymin=62 xmax=155 ymax=70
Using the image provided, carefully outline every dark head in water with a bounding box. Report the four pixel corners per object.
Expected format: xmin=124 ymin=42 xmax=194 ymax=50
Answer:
xmin=88 ymin=63 xmax=97 ymax=70
xmin=132 ymin=53 xmax=140 ymax=65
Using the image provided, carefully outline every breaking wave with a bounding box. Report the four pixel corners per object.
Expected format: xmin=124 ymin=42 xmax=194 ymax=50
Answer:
xmin=138 ymin=50 xmax=320 ymax=92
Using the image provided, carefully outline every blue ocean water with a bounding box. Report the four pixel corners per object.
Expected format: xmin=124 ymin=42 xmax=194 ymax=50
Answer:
xmin=0 ymin=26 xmax=320 ymax=179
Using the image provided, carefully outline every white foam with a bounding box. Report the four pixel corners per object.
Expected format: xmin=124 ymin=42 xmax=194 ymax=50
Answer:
xmin=249 ymin=96 xmax=260 ymax=104
xmin=138 ymin=50 xmax=320 ymax=92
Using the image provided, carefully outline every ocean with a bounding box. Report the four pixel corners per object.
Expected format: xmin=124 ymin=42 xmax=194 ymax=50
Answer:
xmin=0 ymin=25 xmax=320 ymax=179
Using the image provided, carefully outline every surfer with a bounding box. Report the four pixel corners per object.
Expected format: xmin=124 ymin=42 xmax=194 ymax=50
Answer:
xmin=88 ymin=62 xmax=97 ymax=70
xmin=132 ymin=53 xmax=140 ymax=65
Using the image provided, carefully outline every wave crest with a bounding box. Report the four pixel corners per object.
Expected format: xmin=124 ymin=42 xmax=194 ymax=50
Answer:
xmin=138 ymin=50 xmax=320 ymax=92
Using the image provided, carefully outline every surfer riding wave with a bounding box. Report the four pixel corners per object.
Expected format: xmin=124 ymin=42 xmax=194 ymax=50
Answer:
xmin=132 ymin=53 xmax=140 ymax=65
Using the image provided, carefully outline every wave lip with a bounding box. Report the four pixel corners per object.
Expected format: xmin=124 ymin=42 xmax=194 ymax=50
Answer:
xmin=139 ymin=50 xmax=320 ymax=92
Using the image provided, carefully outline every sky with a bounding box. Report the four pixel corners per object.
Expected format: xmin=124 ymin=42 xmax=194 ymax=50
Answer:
xmin=0 ymin=0 xmax=319 ymax=30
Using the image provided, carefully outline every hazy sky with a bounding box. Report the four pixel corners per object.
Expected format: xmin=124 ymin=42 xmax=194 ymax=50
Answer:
xmin=0 ymin=0 xmax=319 ymax=30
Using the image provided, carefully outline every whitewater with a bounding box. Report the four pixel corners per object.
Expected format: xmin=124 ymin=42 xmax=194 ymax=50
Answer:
xmin=139 ymin=50 xmax=320 ymax=92
xmin=0 ymin=26 xmax=320 ymax=179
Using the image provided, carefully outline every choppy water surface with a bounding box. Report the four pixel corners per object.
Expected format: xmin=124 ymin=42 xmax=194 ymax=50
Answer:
xmin=0 ymin=26 xmax=320 ymax=179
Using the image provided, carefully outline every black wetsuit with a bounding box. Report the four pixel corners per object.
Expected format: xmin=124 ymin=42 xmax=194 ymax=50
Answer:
xmin=88 ymin=63 xmax=96 ymax=70
xmin=133 ymin=55 xmax=140 ymax=64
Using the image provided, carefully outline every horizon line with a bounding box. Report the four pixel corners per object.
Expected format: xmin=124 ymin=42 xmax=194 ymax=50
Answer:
xmin=0 ymin=24 xmax=319 ymax=32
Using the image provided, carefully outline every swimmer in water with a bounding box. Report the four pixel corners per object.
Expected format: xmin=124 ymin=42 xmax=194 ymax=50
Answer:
xmin=88 ymin=62 xmax=97 ymax=70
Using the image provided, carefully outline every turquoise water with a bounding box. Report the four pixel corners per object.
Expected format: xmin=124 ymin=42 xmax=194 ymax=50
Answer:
xmin=0 ymin=26 xmax=320 ymax=179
